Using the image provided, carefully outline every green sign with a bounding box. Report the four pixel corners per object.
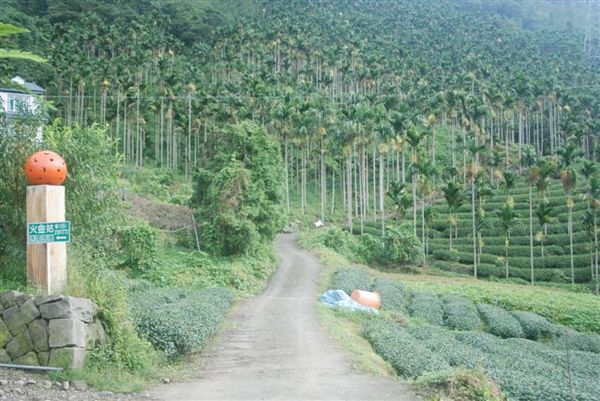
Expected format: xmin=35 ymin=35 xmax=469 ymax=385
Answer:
xmin=27 ymin=221 xmax=71 ymax=244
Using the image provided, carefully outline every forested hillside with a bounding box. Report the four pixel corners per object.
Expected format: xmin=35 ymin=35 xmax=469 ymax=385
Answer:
xmin=1 ymin=0 xmax=599 ymax=286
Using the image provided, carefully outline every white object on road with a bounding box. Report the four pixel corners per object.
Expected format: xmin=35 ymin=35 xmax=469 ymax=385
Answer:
xmin=314 ymin=220 xmax=324 ymax=227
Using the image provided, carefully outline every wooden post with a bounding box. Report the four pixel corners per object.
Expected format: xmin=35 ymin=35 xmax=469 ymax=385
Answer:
xmin=26 ymin=185 xmax=67 ymax=295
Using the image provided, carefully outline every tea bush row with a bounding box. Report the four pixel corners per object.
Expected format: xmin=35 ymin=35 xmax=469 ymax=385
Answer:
xmin=129 ymin=287 xmax=232 ymax=359
xmin=371 ymin=277 xmax=407 ymax=312
xmin=429 ymin=232 xmax=588 ymax=247
xmin=409 ymin=292 xmax=445 ymax=326
xmin=511 ymin=311 xmax=557 ymax=340
xmin=331 ymin=267 xmax=372 ymax=295
xmin=362 ymin=320 xmax=449 ymax=378
xmin=477 ymin=304 xmax=524 ymax=338
xmin=455 ymin=331 xmax=600 ymax=401
xmin=442 ymin=295 xmax=481 ymax=331
xmin=364 ymin=322 xmax=600 ymax=401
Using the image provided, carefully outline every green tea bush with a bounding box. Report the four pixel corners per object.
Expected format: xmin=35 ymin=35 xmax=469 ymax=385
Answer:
xmin=130 ymin=287 xmax=232 ymax=359
xmin=553 ymin=329 xmax=600 ymax=354
xmin=362 ymin=320 xmax=449 ymax=378
xmin=510 ymin=311 xmax=557 ymax=340
xmin=455 ymin=331 xmax=504 ymax=354
xmin=409 ymin=292 xmax=444 ymax=326
xmin=331 ymin=267 xmax=372 ymax=295
xmin=409 ymin=326 xmax=487 ymax=369
xmin=442 ymin=295 xmax=481 ymax=331
xmin=370 ymin=277 xmax=407 ymax=312
xmin=477 ymin=304 xmax=524 ymax=338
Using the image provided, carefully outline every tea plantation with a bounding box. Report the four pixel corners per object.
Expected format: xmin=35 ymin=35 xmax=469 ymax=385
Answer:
xmin=425 ymin=179 xmax=596 ymax=284
xmin=332 ymin=268 xmax=600 ymax=401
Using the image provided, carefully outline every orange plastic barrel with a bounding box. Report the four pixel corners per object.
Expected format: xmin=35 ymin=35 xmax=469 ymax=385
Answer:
xmin=351 ymin=290 xmax=381 ymax=309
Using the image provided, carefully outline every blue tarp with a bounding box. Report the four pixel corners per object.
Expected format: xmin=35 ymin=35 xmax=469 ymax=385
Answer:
xmin=319 ymin=289 xmax=379 ymax=314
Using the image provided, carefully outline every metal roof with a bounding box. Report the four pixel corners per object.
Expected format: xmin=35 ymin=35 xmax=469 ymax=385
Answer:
xmin=0 ymin=76 xmax=45 ymax=95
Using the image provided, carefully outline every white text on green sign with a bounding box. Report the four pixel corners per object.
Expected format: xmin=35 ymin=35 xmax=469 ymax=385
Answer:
xmin=27 ymin=221 xmax=71 ymax=244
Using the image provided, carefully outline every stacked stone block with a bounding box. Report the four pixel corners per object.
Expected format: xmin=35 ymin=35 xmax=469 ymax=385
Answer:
xmin=0 ymin=291 xmax=106 ymax=369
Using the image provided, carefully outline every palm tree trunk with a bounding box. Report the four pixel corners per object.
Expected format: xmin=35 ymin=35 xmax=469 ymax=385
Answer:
xmin=529 ymin=184 xmax=534 ymax=285
xmin=379 ymin=153 xmax=385 ymax=237
xmin=421 ymin=199 xmax=426 ymax=253
xmin=594 ymin=211 xmax=598 ymax=295
xmin=331 ymin=168 xmax=336 ymax=215
xmin=569 ymin=198 xmax=574 ymax=284
xmin=412 ymin=171 xmax=417 ymax=237
xmin=284 ymin=135 xmax=290 ymax=213
xmin=449 ymin=211 xmax=453 ymax=250
xmin=472 ymin=179 xmax=477 ymax=278
xmin=346 ymin=156 xmax=353 ymax=232
xmin=505 ymin=231 xmax=509 ymax=279
xmin=320 ymin=137 xmax=326 ymax=222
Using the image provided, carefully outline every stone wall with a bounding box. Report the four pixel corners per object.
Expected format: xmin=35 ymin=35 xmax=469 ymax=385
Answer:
xmin=0 ymin=291 xmax=106 ymax=369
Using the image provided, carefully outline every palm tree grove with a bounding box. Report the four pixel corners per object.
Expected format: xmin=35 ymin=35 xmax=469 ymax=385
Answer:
xmin=0 ymin=1 xmax=599 ymax=400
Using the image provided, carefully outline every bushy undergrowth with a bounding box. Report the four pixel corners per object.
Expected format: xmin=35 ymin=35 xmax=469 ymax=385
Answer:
xmin=417 ymin=368 xmax=506 ymax=401
xmin=191 ymin=121 xmax=285 ymax=256
xmin=362 ymin=319 xmax=450 ymax=378
xmin=317 ymin=224 xmax=423 ymax=267
xmin=442 ymin=295 xmax=481 ymax=331
xmin=129 ymin=287 xmax=232 ymax=359
xmin=409 ymin=292 xmax=444 ymax=326
xmin=477 ymin=304 xmax=524 ymax=339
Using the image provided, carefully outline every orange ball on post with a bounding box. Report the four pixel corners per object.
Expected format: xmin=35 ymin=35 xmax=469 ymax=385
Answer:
xmin=24 ymin=151 xmax=68 ymax=185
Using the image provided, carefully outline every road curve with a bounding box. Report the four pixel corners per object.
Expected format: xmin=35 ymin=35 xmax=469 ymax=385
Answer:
xmin=151 ymin=233 xmax=418 ymax=401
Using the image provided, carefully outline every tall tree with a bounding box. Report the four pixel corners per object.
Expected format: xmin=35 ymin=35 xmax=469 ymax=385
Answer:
xmin=558 ymin=140 xmax=582 ymax=284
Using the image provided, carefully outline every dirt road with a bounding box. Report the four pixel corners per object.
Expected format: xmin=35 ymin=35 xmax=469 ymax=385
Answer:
xmin=152 ymin=233 xmax=418 ymax=401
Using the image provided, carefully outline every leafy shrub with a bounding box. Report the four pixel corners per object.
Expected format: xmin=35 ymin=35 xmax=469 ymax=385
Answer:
xmin=355 ymin=233 xmax=384 ymax=263
xmin=381 ymin=224 xmax=423 ymax=265
xmin=511 ymin=311 xmax=557 ymax=340
xmin=322 ymin=226 xmax=356 ymax=256
xmin=409 ymin=292 xmax=444 ymax=326
xmin=370 ymin=277 xmax=407 ymax=312
xmin=130 ymin=287 xmax=232 ymax=359
xmin=442 ymin=295 xmax=481 ymax=331
xmin=362 ymin=320 xmax=449 ymax=378
xmin=477 ymin=304 xmax=524 ymax=338
xmin=432 ymin=248 xmax=460 ymax=262
xmin=417 ymin=368 xmax=506 ymax=401
xmin=118 ymin=222 xmax=159 ymax=274
xmin=191 ymin=121 xmax=284 ymax=256
xmin=331 ymin=267 xmax=372 ymax=294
